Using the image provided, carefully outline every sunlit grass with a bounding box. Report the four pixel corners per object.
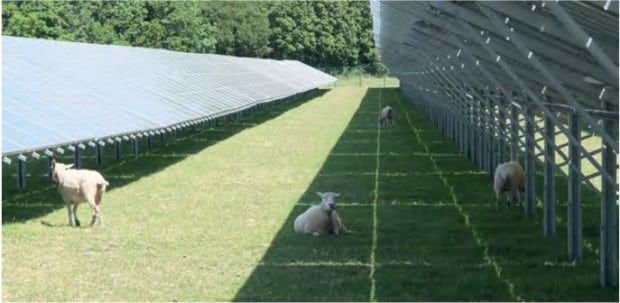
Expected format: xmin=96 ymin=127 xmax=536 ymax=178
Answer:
xmin=2 ymin=87 xmax=617 ymax=302
xmin=2 ymin=88 xmax=367 ymax=301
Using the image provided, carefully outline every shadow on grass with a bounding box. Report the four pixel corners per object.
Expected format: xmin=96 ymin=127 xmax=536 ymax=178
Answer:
xmin=1 ymin=89 xmax=328 ymax=224
xmin=233 ymin=88 xmax=617 ymax=302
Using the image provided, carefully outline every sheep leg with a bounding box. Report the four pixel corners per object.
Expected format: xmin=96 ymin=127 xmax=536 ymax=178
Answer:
xmin=73 ymin=204 xmax=81 ymax=227
xmin=89 ymin=204 xmax=104 ymax=227
xmin=97 ymin=210 xmax=105 ymax=227
xmin=66 ymin=204 xmax=74 ymax=226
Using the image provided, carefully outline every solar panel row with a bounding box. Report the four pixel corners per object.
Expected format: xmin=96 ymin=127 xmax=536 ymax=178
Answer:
xmin=2 ymin=36 xmax=336 ymax=158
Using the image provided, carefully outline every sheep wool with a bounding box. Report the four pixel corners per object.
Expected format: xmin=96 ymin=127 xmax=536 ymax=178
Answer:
xmin=493 ymin=161 xmax=525 ymax=210
xmin=378 ymin=106 xmax=394 ymax=127
xmin=294 ymin=192 xmax=347 ymax=236
xmin=51 ymin=159 xmax=109 ymax=227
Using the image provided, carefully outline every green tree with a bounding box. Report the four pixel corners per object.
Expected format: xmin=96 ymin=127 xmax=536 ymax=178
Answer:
xmin=2 ymin=1 xmax=71 ymax=39
xmin=2 ymin=0 xmax=381 ymax=73
xmin=202 ymin=1 xmax=271 ymax=57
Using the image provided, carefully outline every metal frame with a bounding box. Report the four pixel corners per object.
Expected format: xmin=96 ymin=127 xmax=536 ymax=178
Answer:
xmin=372 ymin=0 xmax=618 ymax=287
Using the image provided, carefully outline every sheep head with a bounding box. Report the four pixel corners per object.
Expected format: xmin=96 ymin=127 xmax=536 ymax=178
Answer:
xmin=50 ymin=159 xmax=74 ymax=184
xmin=316 ymin=192 xmax=340 ymax=211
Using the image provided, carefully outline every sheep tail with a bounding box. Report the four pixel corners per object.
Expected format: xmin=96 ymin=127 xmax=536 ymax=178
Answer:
xmin=95 ymin=182 xmax=108 ymax=206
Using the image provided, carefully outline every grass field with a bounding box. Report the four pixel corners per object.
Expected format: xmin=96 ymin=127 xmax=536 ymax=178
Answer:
xmin=2 ymin=86 xmax=617 ymax=301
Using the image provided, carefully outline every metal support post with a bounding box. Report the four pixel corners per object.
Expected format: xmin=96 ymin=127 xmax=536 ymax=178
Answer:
xmin=600 ymin=101 xmax=618 ymax=287
xmin=543 ymin=113 xmax=556 ymax=236
xmin=132 ymin=138 xmax=139 ymax=155
xmin=73 ymin=147 xmax=81 ymax=169
xmin=488 ymin=97 xmax=497 ymax=175
xmin=524 ymin=103 xmax=536 ymax=217
xmin=115 ymin=140 xmax=121 ymax=161
xmin=468 ymin=102 xmax=475 ymax=161
xmin=498 ymin=97 xmax=507 ymax=164
xmin=47 ymin=156 xmax=54 ymax=181
xmin=476 ymin=97 xmax=483 ymax=168
xmin=510 ymin=101 xmax=519 ymax=162
xmin=567 ymin=112 xmax=582 ymax=261
xmin=17 ymin=157 xmax=26 ymax=190
xmin=96 ymin=142 xmax=103 ymax=166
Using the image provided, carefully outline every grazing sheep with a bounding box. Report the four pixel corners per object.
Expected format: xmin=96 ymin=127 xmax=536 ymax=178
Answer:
xmin=493 ymin=161 xmax=525 ymax=210
xmin=378 ymin=105 xmax=394 ymax=127
xmin=294 ymin=192 xmax=347 ymax=236
xmin=51 ymin=159 xmax=109 ymax=227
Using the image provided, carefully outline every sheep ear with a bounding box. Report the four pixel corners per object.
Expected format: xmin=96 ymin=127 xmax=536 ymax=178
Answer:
xmin=66 ymin=164 xmax=74 ymax=169
xmin=334 ymin=193 xmax=340 ymax=197
xmin=316 ymin=192 xmax=324 ymax=197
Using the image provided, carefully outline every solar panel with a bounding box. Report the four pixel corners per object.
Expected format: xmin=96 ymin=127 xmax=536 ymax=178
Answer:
xmin=370 ymin=1 xmax=619 ymax=288
xmin=2 ymin=36 xmax=336 ymax=158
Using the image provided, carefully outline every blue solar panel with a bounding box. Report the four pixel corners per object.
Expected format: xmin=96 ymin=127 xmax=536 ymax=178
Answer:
xmin=2 ymin=36 xmax=336 ymax=157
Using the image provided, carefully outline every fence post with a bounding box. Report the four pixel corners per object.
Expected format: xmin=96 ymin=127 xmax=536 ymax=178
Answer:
xmin=358 ymin=69 xmax=362 ymax=86
xmin=600 ymin=100 xmax=618 ymax=287
xmin=567 ymin=112 xmax=582 ymax=261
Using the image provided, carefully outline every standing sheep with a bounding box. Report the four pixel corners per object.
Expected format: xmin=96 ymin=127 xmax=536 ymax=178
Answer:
xmin=51 ymin=159 xmax=109 ymax=227
xmin=493 ymin=161 xmax=525 ymax=210
xmin=378 ymin=105 xmax=394 ymax=127
xmin=294 ymin=192 xmax=347 ymax=236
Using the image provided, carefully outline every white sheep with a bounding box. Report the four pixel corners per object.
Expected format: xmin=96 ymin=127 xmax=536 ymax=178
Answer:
xmin=493 ymin=161 xmax=525 ymax=210
xmin=51 ymin=159 xmax=109 ymax=227
xmin=294 ymin=192 xmax=347 ymax=236
xmin=378 ymin=105 xmax=394 ymax=127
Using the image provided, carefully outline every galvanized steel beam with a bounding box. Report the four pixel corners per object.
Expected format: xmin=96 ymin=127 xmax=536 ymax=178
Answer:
xmin=567 ymin=112 xmax=583 ymax=261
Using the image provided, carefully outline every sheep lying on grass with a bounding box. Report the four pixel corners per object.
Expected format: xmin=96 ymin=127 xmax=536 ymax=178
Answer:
xmin=51 ymin=159 xmax=109 ymax=227
xmin=378 ymin=105 xmax=394 ymax=127
xmin=294 ymin=192 xmax=347 ymax=236
xmin=493 ymin=161 xmax=525 ymax=210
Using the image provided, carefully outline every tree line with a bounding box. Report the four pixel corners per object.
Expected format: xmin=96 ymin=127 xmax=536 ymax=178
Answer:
xmin=2 ymin=1 xmax=386 ymax=74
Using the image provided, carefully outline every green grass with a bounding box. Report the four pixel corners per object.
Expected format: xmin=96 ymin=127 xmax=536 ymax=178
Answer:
xmin=2 ymin=87 xmax=617 ymax=301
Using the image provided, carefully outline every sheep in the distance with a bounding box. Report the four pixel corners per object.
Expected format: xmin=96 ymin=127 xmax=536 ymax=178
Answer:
xmin=378 ymin=105 xmax=394 ymax=127
xmin=493 ymin=161 xmax=525 ymax=210
xmin=294 ymin=192 xmax=347 ymax=236
xmin=51 ymin=159 xmax=109 ymax=227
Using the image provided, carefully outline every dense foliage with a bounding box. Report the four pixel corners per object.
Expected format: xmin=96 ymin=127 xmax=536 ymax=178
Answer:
xmin=2 ymin=1 xmax=385 ymax=74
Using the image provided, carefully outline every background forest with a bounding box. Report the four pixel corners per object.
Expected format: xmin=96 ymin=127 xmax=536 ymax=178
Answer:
xmin=2 ymin=1 xmax=386 ymax=74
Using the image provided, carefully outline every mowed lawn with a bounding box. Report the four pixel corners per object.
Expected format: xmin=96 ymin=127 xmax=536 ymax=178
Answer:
xmin=2 ymin=87 xmax=617 ymax=302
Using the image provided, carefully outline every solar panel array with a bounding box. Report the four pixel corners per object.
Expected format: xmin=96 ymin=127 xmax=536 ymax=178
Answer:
xmin=2 ymin=36 xmax=336 ymax=158
xmin=370 ymin=1 xmax=618 ymax=287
